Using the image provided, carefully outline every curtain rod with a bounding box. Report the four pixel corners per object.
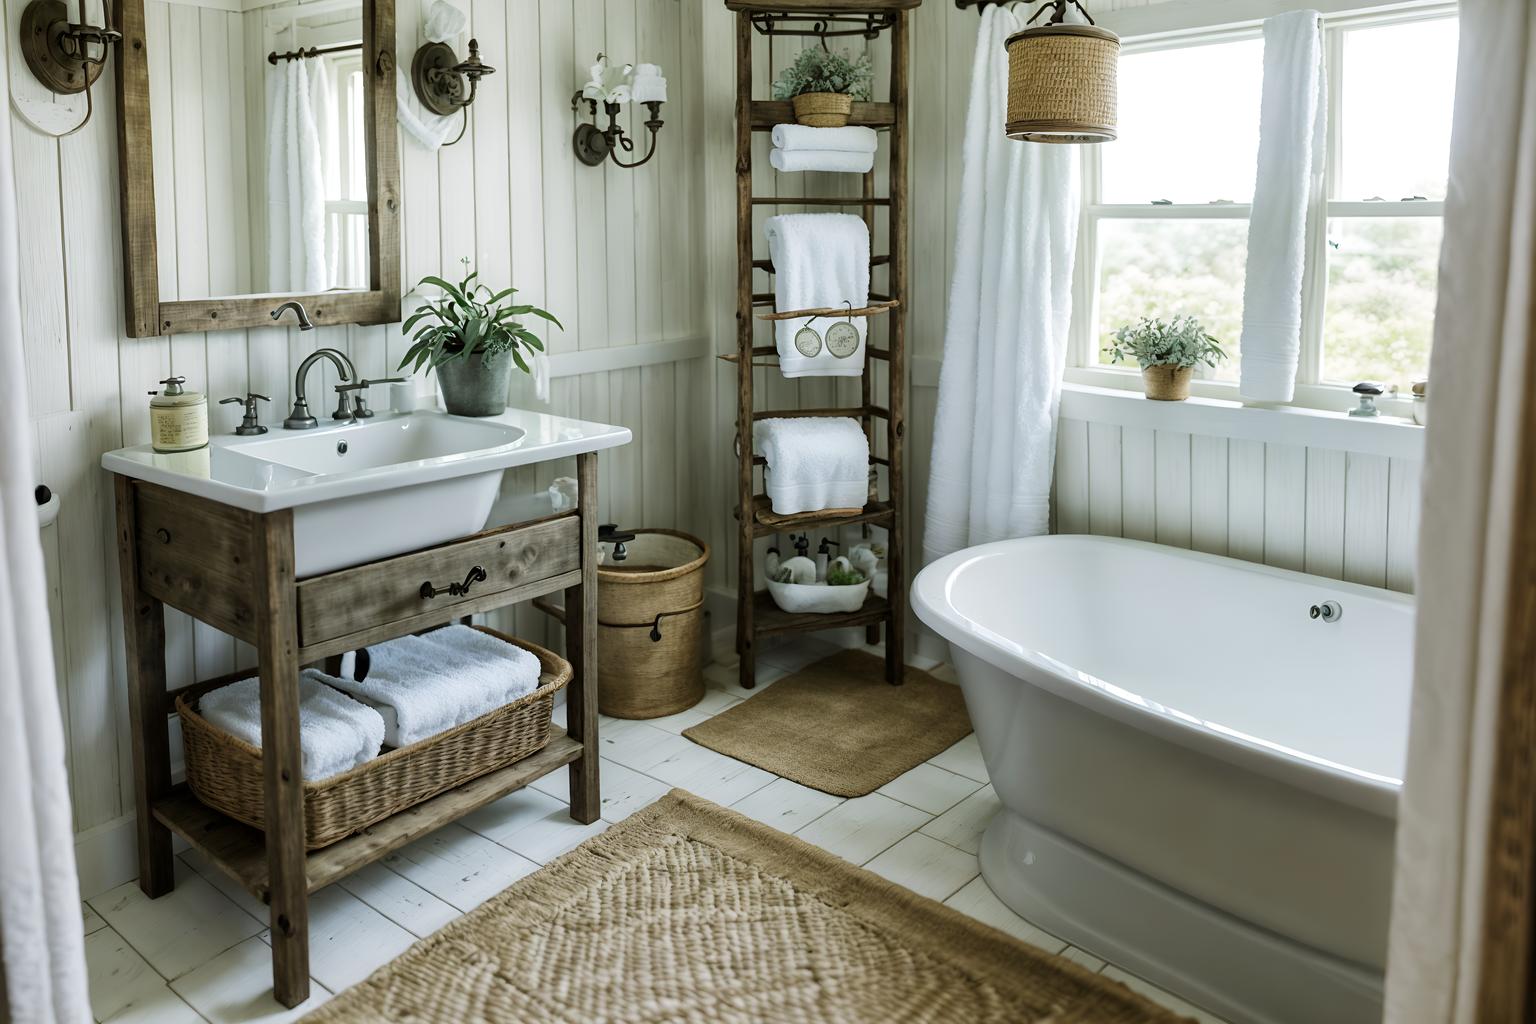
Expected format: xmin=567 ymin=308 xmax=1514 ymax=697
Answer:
xmin=267 ymin=42 xmax=362 ymax=65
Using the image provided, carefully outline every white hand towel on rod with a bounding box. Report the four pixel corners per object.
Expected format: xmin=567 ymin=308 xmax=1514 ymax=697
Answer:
xmin=763 ymin=213 xmax=870 ymax=378
xmin=770 ymin=148 xmax=875 ymax=174
xmin=1238 ymin=10 xmax=1325 ymax=403
xmin=770 ymin=124 xmax=879 ymax=153
xmin=754 ymin=416 xmax=870 ymax=514
xmin=199 ymin=671 xmax=386 ymax=782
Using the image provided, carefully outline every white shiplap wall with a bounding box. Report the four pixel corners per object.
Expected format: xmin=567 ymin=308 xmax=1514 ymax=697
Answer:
xmin=17 ymin=0 xmax=708 ymax=867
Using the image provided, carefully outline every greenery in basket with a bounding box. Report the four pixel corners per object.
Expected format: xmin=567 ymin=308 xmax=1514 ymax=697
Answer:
xmin=771 ymin=48 xmax=875 ymax=101
xmin=824 ymin=566 xmax=868 ymax=587
xmin=1103 ymin=315 xmax=1227 ymax=371
xmin=399 ymin=259 xmax=563 ymax=375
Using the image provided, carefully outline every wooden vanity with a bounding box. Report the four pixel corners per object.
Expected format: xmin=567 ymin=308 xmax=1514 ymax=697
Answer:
xmin=110 ymin=451 xmax=603 ymax=1008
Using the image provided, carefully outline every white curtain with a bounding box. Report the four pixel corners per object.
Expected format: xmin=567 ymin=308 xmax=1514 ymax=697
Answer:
xmin=265 ymin=57 xmax=330 ymax=293
xmin=922 ymin=4 xmax=1080 ymax=564
xmin=0 ymin=34 xmax=90 ymax=1022
xmin=1384 ymin=2 xmax=1536 ymax=1020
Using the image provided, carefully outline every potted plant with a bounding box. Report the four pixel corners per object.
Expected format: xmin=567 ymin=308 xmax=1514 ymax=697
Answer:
xmin=771 ymin=47 xmax=874 ymax=127
xmin=1104 ymin=315 xmax=1227 ymax=402
xmin=400 ymin=260 xmax=562 ymax=417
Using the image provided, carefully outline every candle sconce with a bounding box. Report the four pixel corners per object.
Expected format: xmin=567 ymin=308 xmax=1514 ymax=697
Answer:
xmin=412 ymin=36 xmax=495 ymax=146
xmin=18 ymin=0 xmax=122 ymax=136
xmin=570 ymin=97 xmax=666 ymax=169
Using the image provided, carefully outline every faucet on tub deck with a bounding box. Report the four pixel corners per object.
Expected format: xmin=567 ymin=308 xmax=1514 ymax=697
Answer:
xmin=284 ymin=347 xmax=357 ymax=429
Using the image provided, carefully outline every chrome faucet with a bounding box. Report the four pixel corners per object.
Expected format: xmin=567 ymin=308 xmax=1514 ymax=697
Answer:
xmin=284 ymin=348 xmax=356 ymax=429
xmin=270 ymin=300 xmax=316 ymax=331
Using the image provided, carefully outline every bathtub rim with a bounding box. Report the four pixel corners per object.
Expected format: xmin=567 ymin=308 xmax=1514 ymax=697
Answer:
xmin=912 ymin=534 xmax=1409 ymax=820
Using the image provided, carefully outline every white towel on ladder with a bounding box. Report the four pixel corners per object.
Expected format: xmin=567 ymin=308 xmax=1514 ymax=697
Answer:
xmin=764 ymin=213 xmax=870 ymax=378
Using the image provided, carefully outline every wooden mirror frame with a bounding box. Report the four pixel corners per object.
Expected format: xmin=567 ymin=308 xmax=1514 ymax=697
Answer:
xmin=113 ymin=0 xmax=400 ymax=338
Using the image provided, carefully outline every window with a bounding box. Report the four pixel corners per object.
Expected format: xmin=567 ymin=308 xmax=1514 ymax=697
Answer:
xmin=1072 ymin=6 xmax=1458 ymax=406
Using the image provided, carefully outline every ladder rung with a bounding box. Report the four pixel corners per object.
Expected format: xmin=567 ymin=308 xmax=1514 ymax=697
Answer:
xmin=753 ymin=255 xmax=890 ymax=273
xmin=750 ymin=196 xmax=890 ymax=206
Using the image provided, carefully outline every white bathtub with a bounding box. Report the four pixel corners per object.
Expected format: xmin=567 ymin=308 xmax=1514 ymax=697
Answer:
xmin=912 ymin=535 xmax=1413 ymax=1024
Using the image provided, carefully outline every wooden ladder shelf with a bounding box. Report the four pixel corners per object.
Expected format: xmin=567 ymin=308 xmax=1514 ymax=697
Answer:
xmin=730 ymin=0 xmax=912 ymax=689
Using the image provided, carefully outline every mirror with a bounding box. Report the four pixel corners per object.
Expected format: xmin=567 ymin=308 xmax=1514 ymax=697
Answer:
xmin=116 ymin=0 xmax=399 ymax=336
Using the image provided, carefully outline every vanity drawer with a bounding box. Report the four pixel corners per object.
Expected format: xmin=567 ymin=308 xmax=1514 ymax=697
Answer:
xmin=296 ymin=514 xmax=582 ymax=650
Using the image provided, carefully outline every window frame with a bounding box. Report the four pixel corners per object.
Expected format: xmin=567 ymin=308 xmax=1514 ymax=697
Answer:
xmin=1066 ymin=2 xmax=1458 ymax=417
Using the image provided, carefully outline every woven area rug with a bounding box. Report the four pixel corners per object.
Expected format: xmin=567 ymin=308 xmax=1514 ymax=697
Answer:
xmin=302 ymin=791 xmax=1189 ymax=1024
xmin=682 ymin=649 xmax=973 ymax=796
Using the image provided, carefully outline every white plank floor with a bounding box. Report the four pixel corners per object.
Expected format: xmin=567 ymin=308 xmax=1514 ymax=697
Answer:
xmin=84 ymin=636 xmax=1231 ymax=1024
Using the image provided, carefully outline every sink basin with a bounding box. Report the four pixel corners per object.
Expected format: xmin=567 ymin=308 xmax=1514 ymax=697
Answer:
xmin=103 ymin=408 xmax=631 ymax=576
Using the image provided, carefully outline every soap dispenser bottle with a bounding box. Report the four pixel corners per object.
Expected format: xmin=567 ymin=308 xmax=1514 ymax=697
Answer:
xmin=815 ymin=538 xmax=839 ymax=582
xmin=148 ymin=376 xmax=209 ymax=453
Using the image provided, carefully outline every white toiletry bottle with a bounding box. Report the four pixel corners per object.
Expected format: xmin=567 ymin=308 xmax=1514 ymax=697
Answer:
xmin=148 ymin=376 xmax=209 ymax=454
xmin=816 ymin=538 xmax=839 ymax=582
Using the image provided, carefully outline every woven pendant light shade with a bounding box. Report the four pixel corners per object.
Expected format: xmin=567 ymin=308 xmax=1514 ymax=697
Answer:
xmin=1005 ymin=23 xmax=1119 ymax=144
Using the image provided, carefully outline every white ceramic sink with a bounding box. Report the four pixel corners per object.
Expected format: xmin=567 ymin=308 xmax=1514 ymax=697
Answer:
xmin=103 ymin=408 xmax=631 ymax=576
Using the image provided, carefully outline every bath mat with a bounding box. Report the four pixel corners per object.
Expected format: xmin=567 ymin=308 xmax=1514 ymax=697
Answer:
xmin=682 ymin=649 xmax=972 ymax=796
xmin=301 ymin=791 xmax=1188 ymax=1024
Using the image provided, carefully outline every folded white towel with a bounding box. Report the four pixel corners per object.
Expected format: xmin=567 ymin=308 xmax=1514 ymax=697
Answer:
xmin=770 ymin=124 xmax=878 ymax=153
xmin=199 ymin=671 xmax=385 ymax=782
xmin=1239 ymin=10 xmax=1325 ymax=402
xmin=770 ymin=148 xmax=874 ymax=174
xmin=329 ymin=626 xmax=542 ymax=747
xmin=754 ymin=417 xmax=870 ymax=514
xmin=764 ymin=213 xmax=869 ymax=379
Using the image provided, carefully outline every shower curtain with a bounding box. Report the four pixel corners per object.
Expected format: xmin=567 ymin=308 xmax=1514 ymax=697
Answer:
xmin=0 ymin=33 xmax=90 ymax=1023
xmin=266 ymin=56 xmax=332 ymax=293
xmin=922 ymin=4 xmax=1080 ymax=565
xmin=1384 ymin=1 xmax=1536 ymax=1019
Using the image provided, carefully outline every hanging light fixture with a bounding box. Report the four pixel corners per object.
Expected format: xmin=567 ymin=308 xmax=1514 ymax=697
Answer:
xmin=1005 ymin=0 xmax=1118 ymax=143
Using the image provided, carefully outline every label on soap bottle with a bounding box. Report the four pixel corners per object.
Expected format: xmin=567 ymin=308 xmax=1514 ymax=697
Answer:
xmin=150 ymin=403 xmax=209 ymax=453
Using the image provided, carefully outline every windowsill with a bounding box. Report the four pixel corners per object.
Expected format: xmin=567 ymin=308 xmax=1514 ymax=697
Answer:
xmin=1059 ymin=376 xmax=1426 ymax=462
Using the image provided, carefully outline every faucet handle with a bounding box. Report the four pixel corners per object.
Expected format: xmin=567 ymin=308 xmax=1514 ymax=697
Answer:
xmin=220 ymin=393 xmax=270 ymax=436
xmin=336 ymin=378 xmax=408 ymax=420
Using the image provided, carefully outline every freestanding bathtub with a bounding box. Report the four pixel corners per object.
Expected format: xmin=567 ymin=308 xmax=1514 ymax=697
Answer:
xmin=912 ymin=535 xmax=1413 ymax=1024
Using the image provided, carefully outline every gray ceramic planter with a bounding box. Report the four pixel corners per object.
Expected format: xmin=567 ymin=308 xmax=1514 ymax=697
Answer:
xmin=436 ymin=348 xmax=513 ymax=417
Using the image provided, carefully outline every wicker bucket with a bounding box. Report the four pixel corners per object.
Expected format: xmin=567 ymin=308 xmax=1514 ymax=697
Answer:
xmin=1142 ymin=364 xmax=1193 ymax=402
xmin=595 ymin=530 xmax=709 ymax=718
xmin=792 ymin=92 xmax=853 ymax=127
xmin=177 ymin=627 xmax=570 ymax=849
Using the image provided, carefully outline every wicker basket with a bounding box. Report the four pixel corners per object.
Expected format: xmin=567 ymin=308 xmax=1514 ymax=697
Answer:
xmin=792 ymin=92 xmax=853 ymax=127
xmin=1005 ymin=24 xmax=1119 ymax=143
xmin=1142 ymin=364 xmax=1193 ymax=402
xmin=177 ymin=627 xmax=571 ymax=850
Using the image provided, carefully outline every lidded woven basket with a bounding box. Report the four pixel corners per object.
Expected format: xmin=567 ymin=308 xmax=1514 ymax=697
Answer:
xmin=1005 ymin=24 xmax=1119 ymax=143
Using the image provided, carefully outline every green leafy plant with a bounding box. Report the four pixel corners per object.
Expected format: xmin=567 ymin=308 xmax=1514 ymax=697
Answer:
xmin=1103 ymin=315 xmax=1227 ymax=371
xmin=399 ymin=259 xmax=562 ymax=376
xmin=771 ymin=48 xmax=874 ymax=101
xmin=824 ymin=566 xmax=868 ymax=587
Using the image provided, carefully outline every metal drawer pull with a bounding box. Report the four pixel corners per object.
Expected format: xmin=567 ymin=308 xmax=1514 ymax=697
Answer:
xmin=419 ymin=565 xmax=487 ymax=600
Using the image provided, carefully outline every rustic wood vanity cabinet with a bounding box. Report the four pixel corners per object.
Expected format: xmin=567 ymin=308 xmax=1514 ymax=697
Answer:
xmin=110 ymin=452 xmax=602 ymax=1008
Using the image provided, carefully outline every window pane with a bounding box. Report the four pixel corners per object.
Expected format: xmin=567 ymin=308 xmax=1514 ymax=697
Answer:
xmin=1100 ymin=39 xmax=1263 ymax=205
xmin=1322 ymin=217 xmax=1441 ymax=386
xmin=1095 ymin=219 xmax=1247 ymax=382
xmin=1337 ymin=18 xmax=1458 ymax=202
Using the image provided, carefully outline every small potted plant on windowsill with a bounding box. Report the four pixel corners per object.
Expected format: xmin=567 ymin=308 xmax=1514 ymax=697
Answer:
xmin=1104 ymin=315 xmax=1228 ymax=402
xmin=400 ymin=260 xmax=562 ymax=417
xmin=771 ymin=47 xmax=875 ymax=128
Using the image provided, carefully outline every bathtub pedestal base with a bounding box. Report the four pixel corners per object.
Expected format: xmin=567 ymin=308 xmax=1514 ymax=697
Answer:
xmin=979 ymin=811 xmax=1382 ymax=1024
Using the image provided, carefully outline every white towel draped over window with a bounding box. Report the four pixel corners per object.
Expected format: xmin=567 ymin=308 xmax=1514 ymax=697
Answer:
xmin=923 ymin=4 xmax=1080 ymax=563
xmin=1238 ymin=10 xmax=1326 ymax=403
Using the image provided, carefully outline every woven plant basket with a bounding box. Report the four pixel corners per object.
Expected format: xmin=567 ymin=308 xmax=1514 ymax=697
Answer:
xmin=1005 ymin=24 xmax=1119 ymax=143
xmin=792 ymin=92 xmax=853 ymax=127
xmin=177 ymin=627 xmax=570 ymax=850
xmin=1142 ymin=364 xmax=1193 ymax=402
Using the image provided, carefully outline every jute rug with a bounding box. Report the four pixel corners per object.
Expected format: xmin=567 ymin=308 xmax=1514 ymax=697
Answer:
xmin=302 ymin=791 xmax=1189 ymax=1023
xmin=683 ymin=649 xmax=973 ymax=796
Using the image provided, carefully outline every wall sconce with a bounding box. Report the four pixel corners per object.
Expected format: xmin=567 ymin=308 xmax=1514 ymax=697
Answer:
xmin=570 ymin=55 xmax=667 ymax=169
xmin=411 ymin=36 xmax=495 ymax=146
xmin=18 ymin=0 xmax=121 ymax=136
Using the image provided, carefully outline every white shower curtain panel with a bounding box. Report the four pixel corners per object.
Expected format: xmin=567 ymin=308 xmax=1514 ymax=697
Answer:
xmin=923 ymin=4 xmax=1080 ymax=564
xmin=1385 ymin=2 xmax=1536 ymax=1020
xmin=266 ymin=57 xmax=330 ymax=293
xmin=0 ymin=33 xmax=90 ymax=1023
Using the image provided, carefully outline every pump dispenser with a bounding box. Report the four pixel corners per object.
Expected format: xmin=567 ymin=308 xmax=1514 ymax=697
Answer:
xmin=148 ymin=376 xmax=209 ymax=453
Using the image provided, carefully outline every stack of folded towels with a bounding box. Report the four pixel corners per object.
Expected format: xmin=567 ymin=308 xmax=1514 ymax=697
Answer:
xmin=754 ymin=416 xmax=870 ymax=514
xmin=197 ymin=626 xmax=543 ymax=781
xmin=769 ymin=124 xmax=878 ymax=174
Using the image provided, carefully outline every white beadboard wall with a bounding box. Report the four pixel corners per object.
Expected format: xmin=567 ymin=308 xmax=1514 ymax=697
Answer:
xmin=16 ymin=0 xmax=708 ymax=876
